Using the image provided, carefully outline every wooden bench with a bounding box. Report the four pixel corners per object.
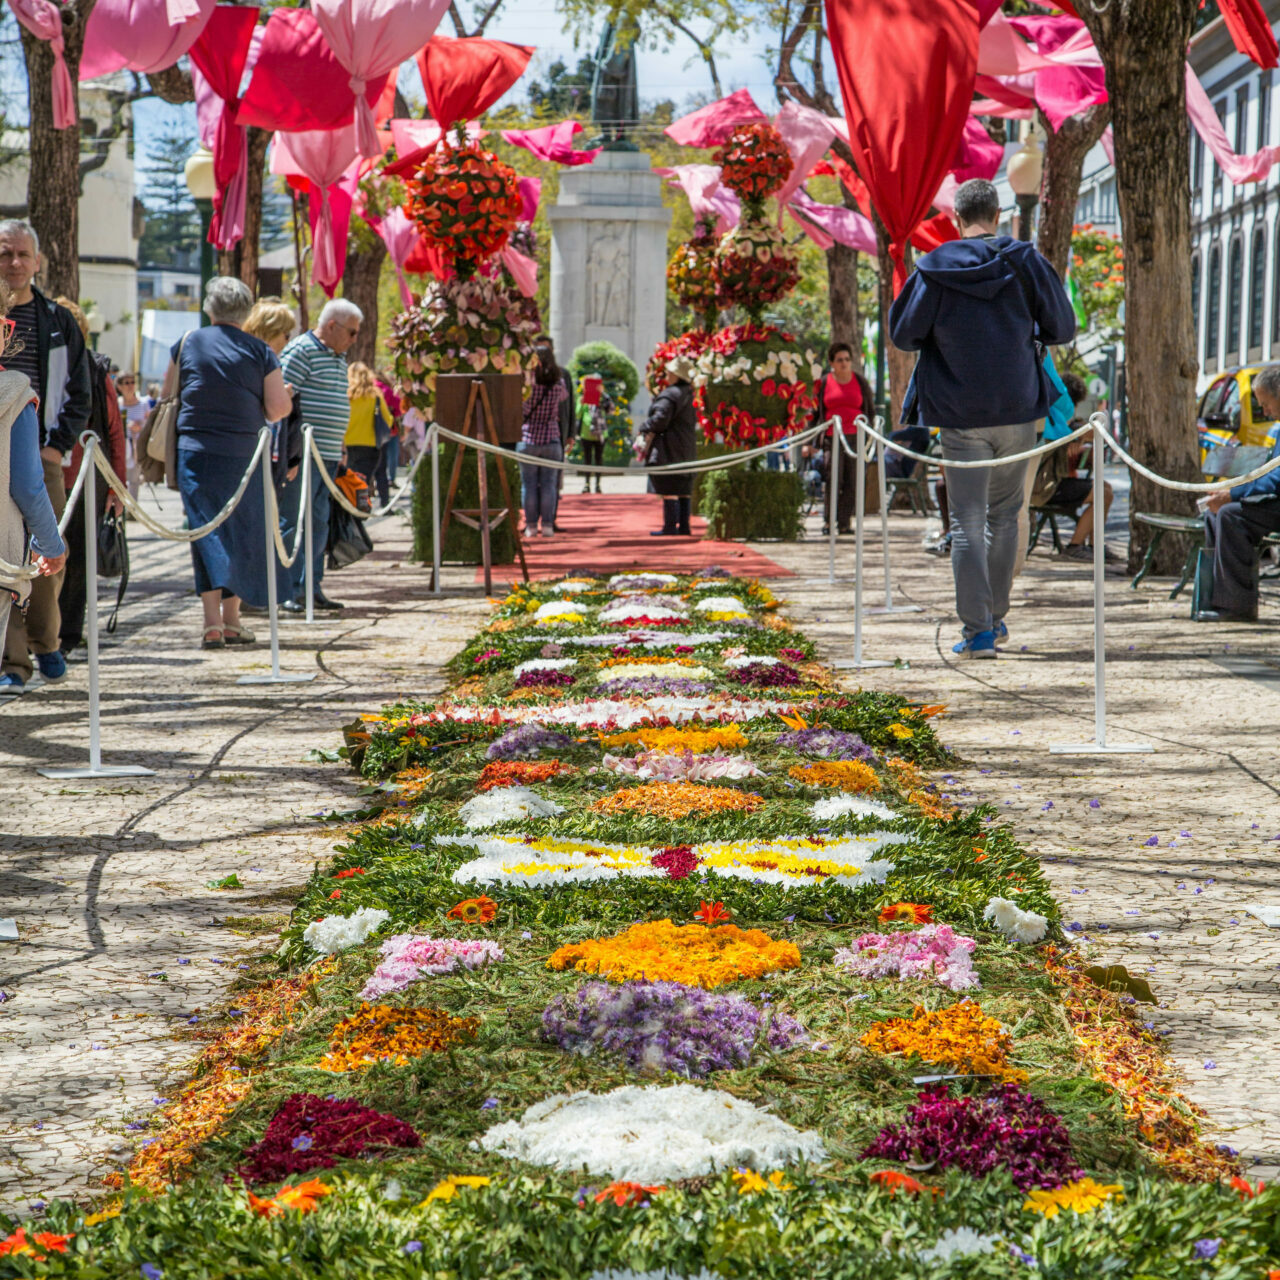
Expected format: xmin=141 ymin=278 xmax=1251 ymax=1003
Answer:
xmin=1131 ymin=444 xmax=1277 ymax=599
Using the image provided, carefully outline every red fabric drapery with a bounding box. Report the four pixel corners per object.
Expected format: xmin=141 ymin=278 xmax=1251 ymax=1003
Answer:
xmin=1218 ymin=0 xmax=1279 ymax=69
xmin=239 ymin=8 xmax=389 ymax=133
xmin=415 ymin=35 xmax=533 ymax=128
xmin=824 ymin=0 xmax=979 ymax=289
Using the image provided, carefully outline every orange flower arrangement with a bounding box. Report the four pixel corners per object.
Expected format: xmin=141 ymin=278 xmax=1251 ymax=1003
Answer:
xmin=476 ymin=760 xmax=575 ymax=792
xmin=0 ymin=1228 xmax=73 ymax=1260
xmin=598 ymin=654 xmax=700 ymax=668
xmin=594 ymin=1181 xmax=665 ymax=1206
xmin=860 ymin=1000 xmax=1023 ymax=1080
xmin=788 ymin=760 xmax=881 ymax=792
xmin=713 ymin=122 xmax=792 ymax=210
xmin=601 ymin=725 xmax=748 ymax=753
xmin=317 ymin=1003 xmax=479 ymax=1072
xmin=694 ymin=900 xmax=731 ymax=924
xmin=449 ymin=895 xmax=497 ymax=924
xmin=869 ymin=1170 xmax=935 ymax=1197
xmin=909 ymin=790 xmax=958 ymax=821
xmin=548 ymin=919 xmax=800 ymax=989
xmin=885 ymin=756 xmax=924 ymax=791
xmin=591 ymin=781 xmax=764 ymax=819
xmin=248 ymin=1177 xmax=332 ymax=1217
xmin=879 ymin=902 xmax=933 ymax=925
xmin=393 ymin=766 xmax=436 ymax=800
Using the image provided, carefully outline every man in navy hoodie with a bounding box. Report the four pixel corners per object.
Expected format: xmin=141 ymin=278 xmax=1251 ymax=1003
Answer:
xmin=889 ymin=179 xmax=1075 ymax=658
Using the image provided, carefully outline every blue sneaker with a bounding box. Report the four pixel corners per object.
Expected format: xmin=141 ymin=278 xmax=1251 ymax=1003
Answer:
xmin=952 ymin=629 xmax=997 ymax=660
xmin=36 ymin=650 xmax=67 ymax=682
xmin=994 ymin=620 xmax=1009 ymax=646
xmin=0 ymin=672 xmax=25 ymax=692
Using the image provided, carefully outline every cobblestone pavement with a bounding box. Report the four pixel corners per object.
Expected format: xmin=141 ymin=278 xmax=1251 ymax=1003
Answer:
xmin=3 ymin=475 xmax=1279 ymax=1211
xmin=0 ymin=486 xmax=490 ymax=1212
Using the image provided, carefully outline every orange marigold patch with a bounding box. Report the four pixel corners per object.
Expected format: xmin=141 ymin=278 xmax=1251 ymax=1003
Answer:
xmin=475 ymin=760 xmax=575 ymax=792
xmin=860 ymin=1000 xmax=1023 ymax=1081
xmin=590 ymin=781 xmax=764 ymax=819
xmin=788 ymin=760 xmax=881 ymax=792
xmin=317 ymin=1003 xmax=479 ymax=1072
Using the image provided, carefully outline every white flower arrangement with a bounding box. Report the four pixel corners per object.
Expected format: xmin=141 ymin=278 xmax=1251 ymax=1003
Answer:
xmin=693 ymin=595 xmax=748 ymax=614
xmin=597 ymin=663 xmax=713 ymax=683
xmin=552 ymin=579 xmax=595 ymax=593
xmin=559 ymin=631 xmax=734 ymax=650
xmin=479 ymin=1083 xmax=826 ymax=1183
xmin=722 ymin=654 xmax=780 ymax=669
xmin=512 ymin=657 xmax=577 ymax=679
xmin=457 ymin=786 xmax=565 ymax=829
xmin=443 ymin=834 xmax=659 ymax=887
xmin=607 ymin=573 xmax=677 ymax=589
xmin=397 ymin=696 xmax=816 ymax=730
xmin=809 ymin=794 xmax=898 ymax=823
xmin=983 ymin=896 xmax=1049 ymax=944
xmin=302 ymin=907 xmax=391 ymax=955
xmin=916 ymin=1228 xmax=1000 ymax=1264
xmin=597 ymin=601 xmax=688 ymax=625
xmin=534 ymin=599 xmax=591 ymax=620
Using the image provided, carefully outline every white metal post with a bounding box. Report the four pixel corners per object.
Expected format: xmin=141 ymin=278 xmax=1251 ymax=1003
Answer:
xmin=869 ymin=417 xmax=922 ymax=615
xmin=828 ymin=416 xmax=840 ymax=578
xmin=1051 ymin=417 xmax=1151 ymax=754
xmin=239 ymin=440 xmax=313 ymax=686
xmin=304 ymin=440 xmax=316 ymax=624
xmin=836 ymin=427 xmax=891 ymax=671
xmin=39 ymin=438 xmax=153 ymax=778
xmin=431 ymin=424 xmax=442 ymax=596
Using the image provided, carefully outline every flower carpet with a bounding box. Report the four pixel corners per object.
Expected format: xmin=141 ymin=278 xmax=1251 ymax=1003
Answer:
xmin=6 ymin=572 xmax=1279 ymax=1278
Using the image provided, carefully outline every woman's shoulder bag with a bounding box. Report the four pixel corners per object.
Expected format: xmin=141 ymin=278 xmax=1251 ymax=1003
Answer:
xmin=136 ymin=331 xmax=189 ymax=489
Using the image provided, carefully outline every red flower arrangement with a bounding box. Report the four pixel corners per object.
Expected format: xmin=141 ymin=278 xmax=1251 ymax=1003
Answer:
xmin=714 ymin=122 xmax=793 ymax=213
xmin=714 ymin=221 xmax=800 ymax=320
xmin=646 ymin=330 xmax=713 ymax=397
xmin=667 ymin=225 xmax=720 ymax=321
xmin=405 ymin=140 xmax=523 ymax=276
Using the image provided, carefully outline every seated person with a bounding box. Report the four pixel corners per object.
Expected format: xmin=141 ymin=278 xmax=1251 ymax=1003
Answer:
xmin=883 ymin=425 xmax=931 ymax=480
xmin=1043 ymin=371 xmax=1116 ymax=562
xmin=800 ymin=442 xmax=827 ymax=501
xmin=1198 ymin=365 xmax=1280 ymax=622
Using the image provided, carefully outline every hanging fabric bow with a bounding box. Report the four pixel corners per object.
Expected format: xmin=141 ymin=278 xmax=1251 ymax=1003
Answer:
xmin=415 ymin=35 xmax=533 ymax=130
xmin=272 ymin=126 xmax=360 ymax=294
xmin=79 ymin=0 xmax=215 ymax=81
xmin=311 ymin=0 xmax=452 ymax=158
xmin=8 ymin=0 xmax=75 ymax=129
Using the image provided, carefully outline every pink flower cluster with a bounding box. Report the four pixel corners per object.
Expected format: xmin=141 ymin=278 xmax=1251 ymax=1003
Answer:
xmin=601 ymin=748 xmax=763 ymax=782
xmin=359 ymin=933 xmax=504 ymax=1000
xmin=833 ymin=925 xmax=979 ymax=993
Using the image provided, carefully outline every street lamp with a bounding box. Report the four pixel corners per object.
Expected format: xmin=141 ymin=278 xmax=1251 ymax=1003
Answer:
xmin=1006 ymin=128 xmax=1044 ymax=243
xmin=183 ymin=145 xmax=216 ymax=325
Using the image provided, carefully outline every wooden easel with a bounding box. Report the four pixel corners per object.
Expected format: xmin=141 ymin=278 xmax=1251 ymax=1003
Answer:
xmin=434 ymin=378 xmax=529 ymax=595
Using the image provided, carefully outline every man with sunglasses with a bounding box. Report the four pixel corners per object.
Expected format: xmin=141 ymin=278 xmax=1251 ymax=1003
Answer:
xmin=0 ymin=219 xmax=91 ymax=691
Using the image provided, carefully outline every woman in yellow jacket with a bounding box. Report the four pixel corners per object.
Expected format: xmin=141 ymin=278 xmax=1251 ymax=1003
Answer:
xmin=344 ymin=361 xmax=393 ymax=506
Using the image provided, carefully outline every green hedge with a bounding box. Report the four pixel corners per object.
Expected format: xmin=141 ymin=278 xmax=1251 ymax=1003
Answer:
xmin=411 ymin=442 xmax=522 ymax=565
xmin=698 ymin=464 xmax=804 ymax=540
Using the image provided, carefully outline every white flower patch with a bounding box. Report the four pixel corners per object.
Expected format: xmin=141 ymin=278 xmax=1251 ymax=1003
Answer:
xmin=457 ymin=786 xmax=565 ymax=829
xmin=597 ymin=601 xmax=688 ymax=625
xmin=534 ymin=600 xmax=591 ymax=620
xmin=403 ymin=696 xmax=816 ymax=730
xmin=693 ymin=595 xmax=748 ymax=613
xmin=596 ymin=663 xmax=713 ymax=683
xmin=698 ymin=835 xmax=904 ymax=890
xmin=303 ymin=907 xmax=390 ymax=955
xmin=559 ymin=631 xmax=734 ymax=649
xmin=722 ymin=654 xmax=780 ymax=669
xmin=442 ymin=834 xmax=659 ymax=887
xmin=480 ymin=1083 xmax=826 ymax=1183
xmin=983 ymin=896 xmax=1049 ymax=944
xmin=607 ymin=573 xmax=677 ymax=589
xmin=552 ymin=579 xmax=595 ymax=593
xmin=809 ymin=793 xmax=898 ymax=823
xmin=916 ymin=1228 xmax=1000 ymax=1264
xmin=512 ymin=657 xmax=578 ymax=679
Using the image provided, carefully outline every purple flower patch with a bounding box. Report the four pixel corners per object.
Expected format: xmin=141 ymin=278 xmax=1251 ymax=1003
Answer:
xmin=486 ymin=724 xmax=573 ymax=760
xmin=776 ymin=727 xmax=873 ymax=761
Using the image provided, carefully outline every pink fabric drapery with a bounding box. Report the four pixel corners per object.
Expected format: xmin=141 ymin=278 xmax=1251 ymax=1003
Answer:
xmin=1007 ymin=14 xmax=1106 ymax=131
xmin=656 ymin=164 xmax=741 ymax=234
xmin=79 ymin=0 xmax=214 ymax=81
xmin=502 ymin=121 xmax=600 ymax=166
xmin=772 ymin=101 xmax=837 ymax=209
xmin=950 ymin=116 xmax=1004 ymax=183
xmin=517 ymin=176 xmax=541 ymax=225
xmin=664 ymin=88 xmax=767 ymax=147
xmin=976 ymin=9 xmax=1101 ymax=78
xmin=1186 ymin=62 xmax=1280 ymax=183
xmin=189 ymin=5 xmax=259 ymax=252
xmin=239 ymin=8 xmax=389 ymax=133
xmin=312 ymin=0 xmax=450 ymax=158
xmin=364 ymin=205 xmax=419 ymax=306
xmin=788 ymin=190 xmax=876 ymax=254
xmin=8 ymin=0 xmax=75 ymax=129
xmin=272 ymin=127 xmax=360 ymax=293
xmin=389 ymin=119 xmax=485 ymax=157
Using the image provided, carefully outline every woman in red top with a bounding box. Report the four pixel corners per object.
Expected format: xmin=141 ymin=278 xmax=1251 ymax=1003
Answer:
xmin=811 ymin=342 xmax=878 ymax=531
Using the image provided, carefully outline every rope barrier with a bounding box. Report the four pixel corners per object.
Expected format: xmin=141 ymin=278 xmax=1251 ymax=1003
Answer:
xmin=846 ymin=416 xmax=1093 ymax=468
xmin=265 ymin=427 xmax=312 ymax=570
xmin=1092 ymin=415 xmax=1280 ymax=492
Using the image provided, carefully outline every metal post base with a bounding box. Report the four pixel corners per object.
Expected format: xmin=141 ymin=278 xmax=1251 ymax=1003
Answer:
xmin=1049 ymin=742 xmax=1153 ymax=755
xmin=38 ymin=764 xmax=156 ymax=779
xmin=236 ymin=673 xmax=316 ymax=685
xmin=834 ymin=658 xmax=895 ymax=670
xmin=802 ymin=576 xmax=858 ymax=586
xmin=868 ymin=603 xmax=925 ymax=615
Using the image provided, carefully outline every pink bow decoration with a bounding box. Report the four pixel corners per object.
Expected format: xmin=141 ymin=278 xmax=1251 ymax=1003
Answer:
xmin=1007 ymin=14 xmax=1107 ymax=130
xmin=7 ymin=0 xmax=75 ymax=129
xmin=79 ymin=0 xmax=215 ymax=80
xmin=272 ymin=127 xmax=361 ymax=293
xmin=1186 ymin=61 xmax=1280 ymax=183
xmin=517 ymin=176 xmax=541 ymax=225
xmin=977 ymin=8 xmax=1101 ymax=78
xmin=312 ymin=0 xmax=451 ymax=159
xmin=502 ymin=120 xmax=600 ymax=166
xmin=772 ymin=100 xmax=838 ymax=210
xmin=664 ymin=88 xmax=768 ymax=148
xmin=656 ymin=164 xmax=741 ymax=235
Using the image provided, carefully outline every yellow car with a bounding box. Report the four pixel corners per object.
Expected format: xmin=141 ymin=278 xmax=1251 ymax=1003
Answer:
xmin=1197 ymin=364 xmax=1280 ymax=464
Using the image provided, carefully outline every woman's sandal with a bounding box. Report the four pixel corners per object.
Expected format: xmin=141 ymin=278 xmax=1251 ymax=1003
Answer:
xmin=202 ymin=627 xmax=225 ymax=649
xmin=222 ymin=625 xmax=256 ymax=645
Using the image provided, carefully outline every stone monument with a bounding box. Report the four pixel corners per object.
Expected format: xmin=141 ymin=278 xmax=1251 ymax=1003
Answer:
xmin=548 ymin=22 xmax=670 ymax=413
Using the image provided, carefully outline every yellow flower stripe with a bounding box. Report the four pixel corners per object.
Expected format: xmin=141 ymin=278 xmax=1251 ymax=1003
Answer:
xmin=601 ymin=725 xmax=749 ymax=754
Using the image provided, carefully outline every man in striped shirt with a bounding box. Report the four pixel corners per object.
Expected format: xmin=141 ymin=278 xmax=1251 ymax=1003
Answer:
xmin=279 ymin=299 xmax=362 ymax=611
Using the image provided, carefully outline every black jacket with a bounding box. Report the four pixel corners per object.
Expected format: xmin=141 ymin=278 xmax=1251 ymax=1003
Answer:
xmin=556 ymin=367 xmax=576 ymax=445
xmin=274 ymin=398 xmax=306 ymax=491
xmin=29 ymin=286 xmax=92 ymax=455
xmin=645 ymin=381 xmax=696 ymax=497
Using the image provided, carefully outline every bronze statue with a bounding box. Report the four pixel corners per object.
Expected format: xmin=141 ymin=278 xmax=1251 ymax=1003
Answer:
xmin=589 ymin=19 xmax=640 ymax=151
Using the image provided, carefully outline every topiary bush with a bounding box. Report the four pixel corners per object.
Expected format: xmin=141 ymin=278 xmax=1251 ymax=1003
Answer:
xmin=697 ymin=465 xmax=804 ymax=541
xmin=567 ymin=341 xmax=640 ymax=406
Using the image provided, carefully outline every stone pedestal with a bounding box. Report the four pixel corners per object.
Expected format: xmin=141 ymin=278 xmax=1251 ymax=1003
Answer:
xmin=548 ymin=151 xmax=671 ymax=413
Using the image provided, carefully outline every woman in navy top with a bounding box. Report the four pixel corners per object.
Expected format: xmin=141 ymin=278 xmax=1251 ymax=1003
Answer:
xmin=162 ymin=277 xmax=292 ymax=649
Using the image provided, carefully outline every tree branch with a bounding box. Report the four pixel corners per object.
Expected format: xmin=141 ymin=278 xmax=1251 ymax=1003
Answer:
xmin=447 ymin=1 xmax=467 ymax=35
xmin=464 ymin=0 xmax=506 ymax=36
xmin=78 ymin=89 xmax=134 ymax=184
xmin=652 ymin=3 xmax=724 ymax=97
xmin=145 ymin=65 xmax=194 ymax=105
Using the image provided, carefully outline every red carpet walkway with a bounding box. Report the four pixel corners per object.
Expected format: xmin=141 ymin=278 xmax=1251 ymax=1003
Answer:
xmin=474 ymin=493 xmax=793 ymax=584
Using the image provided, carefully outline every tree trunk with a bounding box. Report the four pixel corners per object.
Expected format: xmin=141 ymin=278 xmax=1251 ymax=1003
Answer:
xmin=1078 ymin=0 xmax=1201 ymax=573
xmin=342 ymin=237 xmax=388 ymax=367
xmin=21 ymin=1 xmax=94 ymax=299
xmin=875 ymin=215 xmax=913 ymax=429
xmin=1037 ymin=103 xmax=1111 ymax=280
xmin=825 ymin=241 xmax=859 ymax=349
xmin=216 ymin=128 xmax=271 ymax=293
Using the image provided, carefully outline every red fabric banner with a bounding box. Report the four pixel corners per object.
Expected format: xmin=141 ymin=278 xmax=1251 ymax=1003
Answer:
xmin=824 ymin=0 xmax=979 ymax=289
xmin=1218 ymin=0 xmax=1279 ymax=69
xmin=416 ymin=35 xmax=533 ymax=128
xmin=238 ymin=8 xmax=389 ymax=132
